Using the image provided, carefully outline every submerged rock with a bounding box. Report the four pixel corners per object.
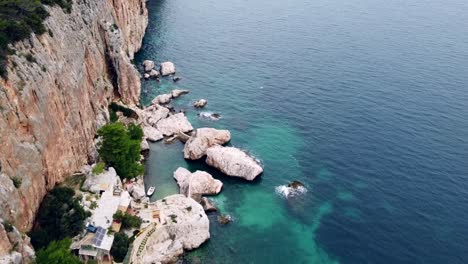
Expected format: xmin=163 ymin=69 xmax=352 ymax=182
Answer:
xmin=160 ymin=61 xmax=176 ymax=76
xmin=287 ymin=180 xmax=304 ymax=189
xmin=183 ymin=128 xmax=231 ymax=160
xmin=173 ymin=76 xmax=182 ymax=82
xmin=198 ymin=111 xmax=222 ymax=121
xmin=275 ymin=181 xmax=308 ymax=199
xmin=142 ymin=60 xmax=155 ymax=72
xmin=217 ymin=214 xmax=232 ymax=225
xmin=205 ymin=146 xmax=263 ymax=181
xmin=173 ymin=167 xmax=223 ymax=199
xmin=193 ymin=99 xmax=208 ymax=108
xmin=156 ymin=113 xmax=194 ymax=136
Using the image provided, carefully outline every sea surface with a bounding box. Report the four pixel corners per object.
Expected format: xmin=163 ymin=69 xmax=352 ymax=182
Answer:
xmin=135 ymin=0 xmax=468 ymax=263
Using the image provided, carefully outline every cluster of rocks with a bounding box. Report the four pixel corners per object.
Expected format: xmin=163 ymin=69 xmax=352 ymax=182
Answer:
xmin=141 ymin=60 xmax=177 ymax=80
xmin=128 ymin=59 xmax=264 ymax=262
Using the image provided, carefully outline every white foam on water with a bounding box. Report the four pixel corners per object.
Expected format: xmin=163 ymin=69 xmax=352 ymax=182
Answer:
xmin=275 ymin=185 xmax=308 ymax=199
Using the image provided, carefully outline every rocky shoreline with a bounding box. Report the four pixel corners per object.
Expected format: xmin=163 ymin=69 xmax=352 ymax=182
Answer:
xmin=120 ymin=60 xmax=264 ymax=262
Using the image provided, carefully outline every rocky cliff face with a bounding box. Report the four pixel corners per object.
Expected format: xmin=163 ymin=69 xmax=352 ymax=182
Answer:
xmin=0 ymin=0 xmax=147 ymax=232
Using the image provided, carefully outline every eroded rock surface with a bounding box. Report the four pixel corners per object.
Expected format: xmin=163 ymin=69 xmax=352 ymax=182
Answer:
xmin=184 ymin=128 xmax=231 ymax=160
xmin=173 ymin=167 xmax=223 ymax=198
xmin=156 ymin=113 xmax=193 ymax=136
xmin=138 ymin=195 xmax=209 ymax=264
xmin=0 ymin=0 xmax=148 ymax=230
xmin=160 ymin=61 xmax=176 ymax=76
xmin=205 ymin=146 xmax=263 ymax=181
xmin=143 ymin=126 xmax=163 ymax=142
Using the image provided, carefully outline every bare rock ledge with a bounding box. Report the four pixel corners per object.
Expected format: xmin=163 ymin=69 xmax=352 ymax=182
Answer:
xmin=205 ymin=146 xmax=263 ymax=181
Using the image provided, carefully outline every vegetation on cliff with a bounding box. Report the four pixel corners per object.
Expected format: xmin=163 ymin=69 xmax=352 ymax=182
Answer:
xmin=29 ymin=186 xmax=90 ymax=249
xmin=97 ymin=122 xmax=144 ymax=179
xmin=36 ymin=238 xmax=80 ymax=264
xmin=110 ymin=232 xmax=130 ymax=262
xmin=113 ymin=211 xmax=142 ymax=230
xmin=0 ymin=0 xmax=72 ymax=78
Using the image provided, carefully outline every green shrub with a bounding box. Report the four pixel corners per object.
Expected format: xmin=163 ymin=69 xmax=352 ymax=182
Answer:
xmin=11 ymin=177 xmax=22 ymax=188
xmin=110 ymin=232 xmax=129 ymax=262
xmin=36 ymin=238 xmax=80 ymax=264
xmin=90 ymin=201 xmax=97 ymax=210
xmin=24 ymin=53 xmax=36 ymax=63
xmin=109 ymin=109 xmax=118 ymax=123
xmin=29 ymin=186 xmax=90 ymax=250
xmin=92 ymin=161 xmax=105 ymax=175
xmin=113 ymin=211 xmax=142 ymax=229
xmin=3 ymin=220 xmax=14 ymax=232
xmin=109 ymin=102 xmax=137 ymax=118
xmin=97 ymin=122 xmax=144 ymax=179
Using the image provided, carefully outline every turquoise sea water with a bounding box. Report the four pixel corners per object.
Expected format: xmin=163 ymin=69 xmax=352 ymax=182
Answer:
xmin=136 ymin=0 xmax=468 ymax=263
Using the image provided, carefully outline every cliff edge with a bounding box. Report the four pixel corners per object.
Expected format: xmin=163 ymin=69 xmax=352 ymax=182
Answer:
xmin=0 ymin=0 xmax=148 ymax=231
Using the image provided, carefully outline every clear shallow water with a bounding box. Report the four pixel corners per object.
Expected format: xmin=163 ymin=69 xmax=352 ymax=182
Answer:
xmin=136 ymin=0 xmax=468 ymax=263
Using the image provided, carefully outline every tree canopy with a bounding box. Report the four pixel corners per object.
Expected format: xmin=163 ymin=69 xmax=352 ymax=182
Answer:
xmin=97 ymin=122 xmax=144 ymax=179
xmin=35 ymin=238 xmax=80 ymax=264
xmin=110 ymin=232 xmax=130 ymax=262
xmin=113 ymin=211 xmax=142 ymax=229
xmin=30 ymin=186 xmax=90 ymax=249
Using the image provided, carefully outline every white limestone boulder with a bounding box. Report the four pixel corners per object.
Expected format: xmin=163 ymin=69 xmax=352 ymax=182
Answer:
xmin=171 ymin=89 xmax=189 ymax=98
xmin=173 ymin=168 xmax=223 ymax=198
xmin=205 ymin=146 xmax=263 ymax=181
xmin=156 ymin=113 xmax=193 ymax=136
xmin=142 ymin=60 xmax=155 ymax=72
xmin=140 ymin=195 xmax=209 ymax=263
xmin=143 ymin=126 xmax=163 ymax=142
xmin=151 ymin=94 xmax=172 ymax=105
xmin=183 ymin=128 xmax=231 ymax=160
xmin=160 ymin=61 xmax=176 ymax=76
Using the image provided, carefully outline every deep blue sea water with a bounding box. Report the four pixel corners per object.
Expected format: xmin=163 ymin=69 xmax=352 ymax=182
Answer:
xmin=135 ymin=0 xmax=468 ymax=263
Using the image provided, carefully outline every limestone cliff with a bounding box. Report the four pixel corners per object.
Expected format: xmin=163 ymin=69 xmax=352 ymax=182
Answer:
xmin=0 ymin=0 xmax=147 ymax=232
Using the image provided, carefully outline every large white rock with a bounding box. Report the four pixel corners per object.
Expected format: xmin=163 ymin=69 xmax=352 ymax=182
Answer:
xmin=142 ymin=60 xmax=155 ymax=72
xmin=183 ymin=128 xmax=231 ymax=160
xmin=143 ymin=126 xmax=163 ymax=142
xmin=173 ymin=168 xmax=223 ymax=198
xmin=151 ymin=93 xmax=172 ymax=105
xmin=139 ymin=195 xmax=209 ymax=263
xmin=156 ymin=113 xmax=193 ymax=136
xmin=129 ymin=180 xmax=146 ymax=200
xmin=144 ymin=105 xmax=170 ymax=126
xmin=205 ymin=146 xmax=263 ymax=181
xmin=83 ymin=167 xmax=121 ymax=193
xmin=160 ymin=61 xmax=176 ymax=76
